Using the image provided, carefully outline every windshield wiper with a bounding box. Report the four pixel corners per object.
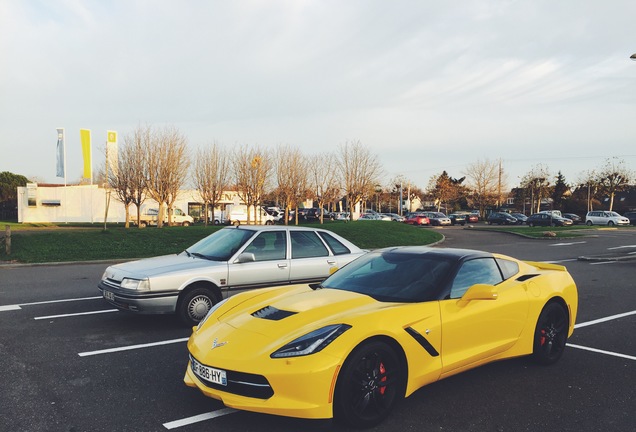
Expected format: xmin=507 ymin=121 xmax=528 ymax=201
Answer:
xmin=184 ymin=250 xmax=192 ymax=257
xmin=191 ymin=252 xmax=212 ymax=260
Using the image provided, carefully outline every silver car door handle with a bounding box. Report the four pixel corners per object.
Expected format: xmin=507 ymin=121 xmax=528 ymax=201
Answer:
xmin=277 ymin=263 xmax=288 ymax=268
xmin=327 ymin=260 xmax=336 ymax=265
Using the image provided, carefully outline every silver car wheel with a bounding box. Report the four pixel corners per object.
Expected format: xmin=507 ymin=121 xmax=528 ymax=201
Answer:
xmin=187 ymin=295 xmax=212 ymax=321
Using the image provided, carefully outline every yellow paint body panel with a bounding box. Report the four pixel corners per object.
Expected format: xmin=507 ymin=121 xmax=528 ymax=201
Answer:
xmin=184 ymin=255 xmax=578 ymax=420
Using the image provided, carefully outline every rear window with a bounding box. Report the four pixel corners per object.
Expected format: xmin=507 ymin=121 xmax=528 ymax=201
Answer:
xmin=496 ymin=258 xmax=519 ymax=280
xmin=291 ymin=231 xmax=329 ymax=259
xmin=317 ymin=232 xmax=351 ymax=255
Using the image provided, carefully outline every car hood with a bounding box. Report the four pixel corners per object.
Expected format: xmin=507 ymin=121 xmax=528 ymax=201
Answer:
xmin=190 ymin=285 xmax=400 ymax=363
xmin=106 ymin=254 xmax=224 ymax=279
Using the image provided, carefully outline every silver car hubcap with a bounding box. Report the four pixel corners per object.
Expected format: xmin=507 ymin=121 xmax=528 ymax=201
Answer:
xmin=188 ymin=295 xmax=212 ymax=321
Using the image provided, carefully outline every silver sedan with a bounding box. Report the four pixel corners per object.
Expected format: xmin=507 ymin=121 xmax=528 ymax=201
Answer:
xmin=98 ymin=225 xmax=366 ymax=325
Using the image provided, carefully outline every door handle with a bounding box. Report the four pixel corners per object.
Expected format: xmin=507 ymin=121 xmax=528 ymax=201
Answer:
xmin=277 ymin=263 xmax=288 ymax=268
xmin=327 ymin=260 xmax=336 ymax=265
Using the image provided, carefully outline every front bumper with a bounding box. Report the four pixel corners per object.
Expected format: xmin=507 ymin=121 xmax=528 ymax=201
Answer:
xmin=98 ymin=281 xmax=178 ymax=314
xmin=184 ymin=343 xmax=342 ymax=419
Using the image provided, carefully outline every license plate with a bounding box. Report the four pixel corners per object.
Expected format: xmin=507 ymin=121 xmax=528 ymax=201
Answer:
xmin=191 ymin=358 xmax=227 ymax=386
xmin=103 ymin=290 xmax=115 ymax=302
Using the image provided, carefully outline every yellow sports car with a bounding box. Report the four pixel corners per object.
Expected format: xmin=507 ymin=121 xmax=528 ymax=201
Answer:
xmin=184 ymin=246 xmax=578 ymax=428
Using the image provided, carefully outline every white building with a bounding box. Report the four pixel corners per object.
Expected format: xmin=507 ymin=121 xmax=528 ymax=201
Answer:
xmin=17 ymin=183 xmax=242 ymax=224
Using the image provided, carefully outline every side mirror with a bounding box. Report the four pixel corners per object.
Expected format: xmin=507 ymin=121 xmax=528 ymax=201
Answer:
xmin=461 ymin=283 xmax=498 ymax=301
xmin=236 ymin=252 xmax=256 ymax=263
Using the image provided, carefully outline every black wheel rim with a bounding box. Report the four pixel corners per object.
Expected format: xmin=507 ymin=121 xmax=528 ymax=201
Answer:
xmin=345 ymin=351 xmax=397 ymax=423
xmin=538 ymin=307 xmax=568 ymax=360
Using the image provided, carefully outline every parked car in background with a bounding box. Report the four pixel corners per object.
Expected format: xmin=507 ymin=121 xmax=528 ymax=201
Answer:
xmin=135 ymin=208 xmax=194 ymax=227
xmin=466 ymin=213 xmax=479 ymax=223
xmin=539 ymin=210 xmax=563 ymax=218
xmin=526 ymin=213 xmax=573 ymax=227
xmin=381 ymin=213 xmax=404 ymax=222
xmin=585 ymin=211 xmax=630 ymax=226
xmin=486 ymin=212 xmax=518 ymax=225
xmin=448 ymin=213 xmax=467 ymax=226
xmin=330 ymin=212 xmax=350 ymax=221
xmin=403 ymin=212 xmax=430 ymax=226
xmin=510 ymin=213 xmax=528 ymax=224
xmin=423 ymin=212 xmax=451 ymax=226
xmin=562 ymin=213 xmax=582 ymax=224
xmin=623 ymin=211 xmax=636 ymax=225
xmin=228 ymin=205 xmax=276 ymax=226
xmin=99 ymin=225 xmax=366 ymax=325
xmin=358 ymin=213 xmax=382 ymax=220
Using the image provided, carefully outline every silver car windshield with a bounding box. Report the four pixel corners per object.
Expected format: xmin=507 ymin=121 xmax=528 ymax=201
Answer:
xmin=321 ymin=251 xmax=453 ymax=303
xmin=185 ymin=228 xmax=254 ymax=261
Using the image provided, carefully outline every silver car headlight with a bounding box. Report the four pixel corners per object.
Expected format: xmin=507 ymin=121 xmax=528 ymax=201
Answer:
xmin=120 ymin=278 xmax=150 ymax=290
xmin=270 ymin=324 xmax=351 ymax=358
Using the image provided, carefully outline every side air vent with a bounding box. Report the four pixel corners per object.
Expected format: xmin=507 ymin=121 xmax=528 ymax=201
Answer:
xmin=517 ymin=274 xmax=539 ymax=281
xmin=251 ymin=306 xmax=297 ymax=321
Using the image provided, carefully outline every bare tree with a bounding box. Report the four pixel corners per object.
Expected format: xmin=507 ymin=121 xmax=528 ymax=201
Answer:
xmin=596 ymin=157 xmax=633 ymax=211
xmin=576 ymin=169 xmax=597 ymax=212
xmin=520 ymin=164 xmax=551 ymax=213
xmin=193 ymin=142 xmax=230 ymax=226
xmin=104 ymin=126 xmax=148 ymax=228
xmin=233 ymin=145 xmax=272 ymax=224
xmin=463 ymin=159 xmax=500 ymax=218
xmin=144 ymin=125 xmax=190 ymax=228
xmin=274 ymin=145 xmax=308 ymax=225
xmin=307 ymin=152 xmax=340 ymax=223
xmin=336 ymin=141 xmax=382 ymax=220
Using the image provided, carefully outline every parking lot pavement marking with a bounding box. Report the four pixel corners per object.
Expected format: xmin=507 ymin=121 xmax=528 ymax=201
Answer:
xmin=567 ymin=344 xmax=636 ymax=361
xmin=574 ymin=310 xmax=636 ymax=329
xmin=589 ymin=261 xmax=618 ymax=265
xmin=78 ymin=337 xmax=189 ymax=357
xmin=20 ymin=296 xmax=102 ymax=306
xmin=34 ymin=309 xmax=118 ymax=320
xmin=550 ymin=242 xmax=587 ymax=246
xmin=607 ymin=245 xmax=636 ymax=250
xmin=163 ymin=408 xmax=238 ymax=429
xmin=1 ymin=296 xmax=102 ymax=312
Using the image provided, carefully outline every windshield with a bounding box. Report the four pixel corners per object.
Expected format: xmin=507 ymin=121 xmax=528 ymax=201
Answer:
xmin=321 ymin=250 xmax=453 ymax=303
xmin=186 ymin=228 xmax=254 ymax=261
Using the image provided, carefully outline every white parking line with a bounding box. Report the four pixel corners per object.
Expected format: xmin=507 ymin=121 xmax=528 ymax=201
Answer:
xmin=34 ymin=309 xmax=118 ymax=320
xmin=566 ymin=344 xmax=636 ymax=361
xmin=574 ymin=310 xmax=636 ymax=329
xmin=0 ymin=296 xmax=103 ymax=313
xmin=607 ymin=245 xmax=636 ymax=250
xmin=590 ymin=261 xmax=618 ymax=265
xmin=163 ymin=408 xmax=238 ymax=429
xmin=78 ymin=337 xmax=189 ymax=357
xmin=550 ymin=242 xmax=586 ymax=246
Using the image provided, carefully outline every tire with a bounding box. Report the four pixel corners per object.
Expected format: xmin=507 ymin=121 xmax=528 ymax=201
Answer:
xmin=528 ymin=222 xmax=534 ymax=227
xmin=232 ymin=220 xmax=240 ymax=226
xmin=334 ymin=341 xmax=404 ymax=428
xmin=214 ymin=219 xmax=220 ymax=225
xmin=177 ymin=287 xmax=221 ymax=326
xmin=182 ymin=221 xmax=190 ymax=227
xmin=586 ymin=221 xmax=592 ymax=226
xmin=265 ymin=220 xmax=274 ymax=225
xmin=608 ymin=221 xmax=614 ymax=226
xmin=139 ymin=221 xmax=147 ymax=228
xmin=532 ymin=302 xmax=569 ymax=365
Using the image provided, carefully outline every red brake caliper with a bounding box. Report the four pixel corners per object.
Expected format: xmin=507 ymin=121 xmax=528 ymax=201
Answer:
xmin=379 ymin=362 xmax=387 ymax=395
xmin=540 ymin=329 xmax=546 ymax=346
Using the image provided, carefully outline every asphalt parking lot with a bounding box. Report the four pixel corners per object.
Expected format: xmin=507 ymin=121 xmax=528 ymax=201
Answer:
xmin=0 ymin=227 xmax=634 ymax=432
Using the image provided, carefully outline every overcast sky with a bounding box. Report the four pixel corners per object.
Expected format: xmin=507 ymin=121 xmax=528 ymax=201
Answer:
xmin=1 ymin=0 xmax=635 ymax=191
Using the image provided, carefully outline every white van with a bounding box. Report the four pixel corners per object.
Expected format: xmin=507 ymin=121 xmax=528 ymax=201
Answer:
xmin=227 ymin=205 xmax=276 ymax=225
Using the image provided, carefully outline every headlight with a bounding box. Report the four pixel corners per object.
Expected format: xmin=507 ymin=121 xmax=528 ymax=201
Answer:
xmin=270 ymin=324 xmax=351 ymax=358
xmin=120 ymin=278 xmax=150 ymax=290
xmin=196 ymin=297 xmax=229 ymax=330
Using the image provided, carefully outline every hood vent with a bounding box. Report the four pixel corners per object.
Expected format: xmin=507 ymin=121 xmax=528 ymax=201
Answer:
xmin=251 ymin=306 xmax=297 ymax=321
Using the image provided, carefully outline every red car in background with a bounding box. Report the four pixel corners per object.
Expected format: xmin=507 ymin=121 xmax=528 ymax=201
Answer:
xmin=403 ymin=212 xmax=430 ymax=226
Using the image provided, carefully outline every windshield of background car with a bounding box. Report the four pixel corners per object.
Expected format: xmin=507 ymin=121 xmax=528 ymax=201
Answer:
xmin=186 ymin=228 xmax=254 ymax=261
xmin=321 ymin=251 xmax=453 ymax=303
